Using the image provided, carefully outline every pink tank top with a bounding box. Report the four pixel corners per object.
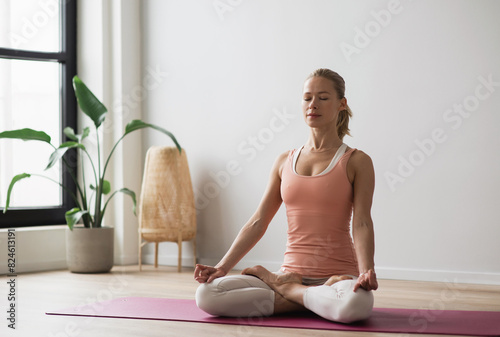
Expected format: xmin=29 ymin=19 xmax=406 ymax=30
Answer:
xmin=280 ymin=147 xmax=359 ymax=278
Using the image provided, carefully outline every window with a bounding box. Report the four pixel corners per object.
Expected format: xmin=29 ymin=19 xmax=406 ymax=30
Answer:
xmin=0 ymin=0 xmax=77 ymax=227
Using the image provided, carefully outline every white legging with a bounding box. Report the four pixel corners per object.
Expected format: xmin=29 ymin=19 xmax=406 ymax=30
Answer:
xmin=195 ymin=274 xmax=374 ymax=323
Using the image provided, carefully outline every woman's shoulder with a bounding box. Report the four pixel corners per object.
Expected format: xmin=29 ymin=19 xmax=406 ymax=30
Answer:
xmin=346 ymin=147 xmax=374 ymax=181
xmin=276 ymin=150 xmax=292 ymax=167
xmin=345 ymin=144 xmax=371 ymax=161
xmin=346 ymin=146 xmax=372 ymax=164
xmin=276 ymin=148 xmax=296 ymax=162
xmin=272 ymin=150 xmax=294 ymax=178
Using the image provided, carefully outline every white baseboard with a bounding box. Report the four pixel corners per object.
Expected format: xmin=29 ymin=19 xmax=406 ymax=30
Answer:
xmin=114 ymin=254 xmax=139 ymax=266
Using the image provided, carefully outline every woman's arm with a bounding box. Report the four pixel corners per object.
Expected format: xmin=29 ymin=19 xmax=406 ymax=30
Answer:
xmin=194 ymin=151 xmax=288 ymax=283
xmin=347 ymin=150 xmax=378 ymax=292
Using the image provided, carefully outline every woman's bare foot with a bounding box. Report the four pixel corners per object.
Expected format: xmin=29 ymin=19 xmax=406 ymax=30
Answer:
xmin=242 ymin=265 xmax=302 ymax=295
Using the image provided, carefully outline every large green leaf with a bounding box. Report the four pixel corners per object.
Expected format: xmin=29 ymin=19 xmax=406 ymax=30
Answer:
xmin=124 ymin=120 xmax=181 ymax=153
xmin=3 ymin=173 xmax=31 ymax=213
xmin=0 ymin=129 xmax=51 ymax=143
xmin=90 ymin=180 xmax=110 ymax=195
xmin=73 ymin=76 xmax=107 ymax=128
xmin=65 ymin=208 xmax=89 ymax=230
xmin=46 ymin=142 xmax=86 ymax=170
xmin=102 ymin=180 xmax=111 ymax=195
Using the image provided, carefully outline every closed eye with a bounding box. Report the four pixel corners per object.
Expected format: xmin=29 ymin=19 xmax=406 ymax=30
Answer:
xmin=303 ymin=97 xmax=329 ymax=101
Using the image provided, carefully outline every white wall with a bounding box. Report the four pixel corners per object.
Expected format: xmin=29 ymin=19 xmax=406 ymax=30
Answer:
xmin=141 ymin=0 xmax=500 ymax=284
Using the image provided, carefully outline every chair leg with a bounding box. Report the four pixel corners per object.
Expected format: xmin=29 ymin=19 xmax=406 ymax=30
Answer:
xmin=177 ymin=235 xmax=182 ymax=273
xmin=138 ymin=234 xmax=142 ymax=271
xmin=154 ymin=242 xmax=159 ymax=268
xmin=192 ymin=239 xmax=197 ymax=268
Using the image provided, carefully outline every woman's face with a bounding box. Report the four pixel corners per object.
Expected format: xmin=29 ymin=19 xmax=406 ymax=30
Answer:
xmin=302 ymin=76 xmax=346 ymax=129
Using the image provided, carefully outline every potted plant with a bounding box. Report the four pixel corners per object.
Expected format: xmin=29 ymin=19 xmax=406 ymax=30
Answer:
xmin=0 ymin=75 xmax=181 ymax=273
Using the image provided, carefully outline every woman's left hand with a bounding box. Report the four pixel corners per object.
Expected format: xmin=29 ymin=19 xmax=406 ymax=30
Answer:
xmin=353 ymin=269 xmax=378 ymax=292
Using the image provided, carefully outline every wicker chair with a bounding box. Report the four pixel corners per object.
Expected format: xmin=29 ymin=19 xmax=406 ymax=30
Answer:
xmin=138 ymin=146 xmax=197 ymax=272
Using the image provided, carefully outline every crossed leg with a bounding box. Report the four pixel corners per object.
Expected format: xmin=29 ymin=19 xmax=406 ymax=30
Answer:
xmin=242 ymin=265 xmax=374 ymax=323
xmin=195 ymin=265 xmax=373 ymax=322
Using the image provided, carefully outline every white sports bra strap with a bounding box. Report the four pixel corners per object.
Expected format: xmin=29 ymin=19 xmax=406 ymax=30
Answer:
xmin=293 ymin=143 xmax=347 ymax=176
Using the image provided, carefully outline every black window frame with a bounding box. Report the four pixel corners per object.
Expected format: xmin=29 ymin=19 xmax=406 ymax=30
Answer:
xmin=0 ymin=0 xmax=77 ymax=228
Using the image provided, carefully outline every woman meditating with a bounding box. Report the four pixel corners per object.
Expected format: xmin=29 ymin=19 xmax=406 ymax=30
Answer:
xmin=194 ymin=68 xmax=378 ymax=323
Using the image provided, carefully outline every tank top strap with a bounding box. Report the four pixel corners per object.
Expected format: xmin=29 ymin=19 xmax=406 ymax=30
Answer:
xmin=339 ymin=148 xmax=357 ymax=171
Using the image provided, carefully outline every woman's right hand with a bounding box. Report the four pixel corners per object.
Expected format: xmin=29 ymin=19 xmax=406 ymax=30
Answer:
xmin=194 ymin=264 xmax=227 ymax=283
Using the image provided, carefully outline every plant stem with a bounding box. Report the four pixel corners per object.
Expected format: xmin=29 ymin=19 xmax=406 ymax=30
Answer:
xmin=102 ymin=134 xmax=126 ymax=183
xmin=60 ymin=156 xmax=88 ymax=218
xmin=101 ymin=189 xmax=120 ymax=219
xmin=80 ymin=147 xmax=99 ymax=228
xmin=82 ymin=148 xmax=99 ymax=190
xmin=94 ymin=127 xmax=103 ymax=228
xmin=79 ymin=149 xmax=92 ymax=228
xmin=99 ymin=133 xmax=128 ymax=226
xmin=48 ymin=143 xmax=92 ymax=227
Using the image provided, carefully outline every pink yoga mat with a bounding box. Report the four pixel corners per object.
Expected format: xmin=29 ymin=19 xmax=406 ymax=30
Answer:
xmin=46 ymin=297 xmax=500 ymax=336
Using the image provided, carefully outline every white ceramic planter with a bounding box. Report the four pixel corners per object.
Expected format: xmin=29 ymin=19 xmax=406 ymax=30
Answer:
xmin=66 ymin=226 xmax=114 ymax=273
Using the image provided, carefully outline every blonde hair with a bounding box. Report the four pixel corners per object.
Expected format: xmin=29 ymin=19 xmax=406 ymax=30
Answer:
xmin=306 ymin=68 xmax=353 ymax=140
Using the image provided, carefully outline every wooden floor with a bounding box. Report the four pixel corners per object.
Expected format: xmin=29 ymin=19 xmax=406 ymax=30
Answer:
xmin=3 ymin=265 xmax=500 ymax=337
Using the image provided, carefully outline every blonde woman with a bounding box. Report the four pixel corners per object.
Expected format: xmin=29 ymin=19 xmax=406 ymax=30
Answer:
xmin=194 ymin=69 xmax=378 ymax=323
